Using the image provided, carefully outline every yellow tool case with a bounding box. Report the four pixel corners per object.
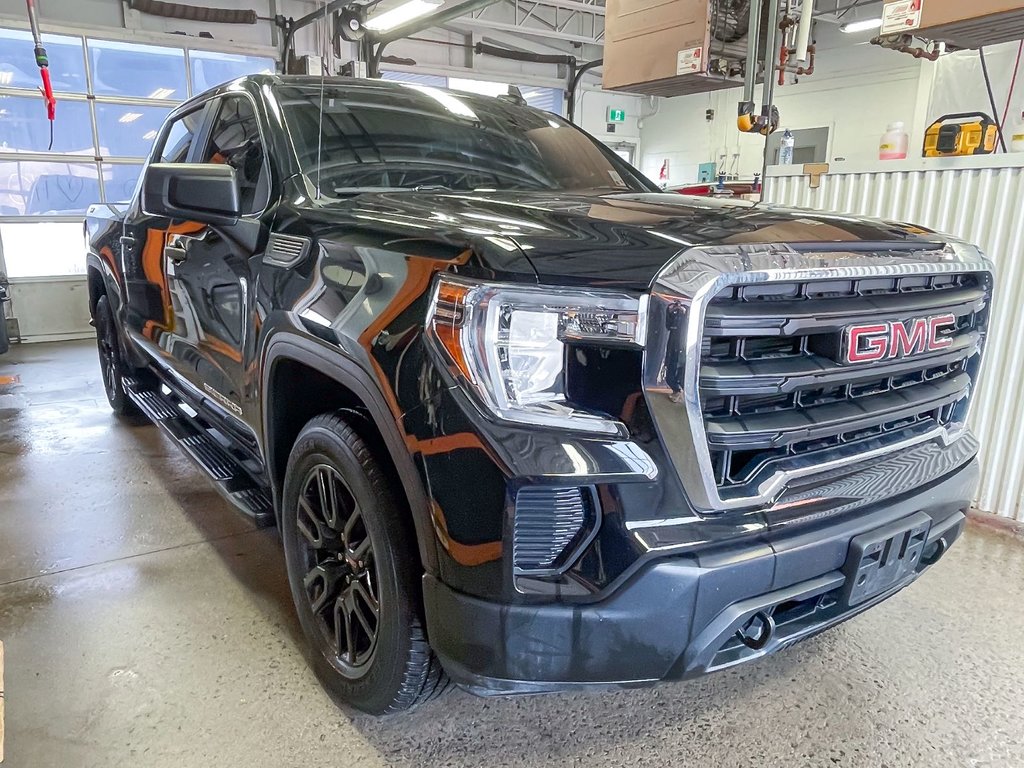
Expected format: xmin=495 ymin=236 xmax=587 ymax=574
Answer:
xmin=923 ymin=112 xmax=999 ymax=157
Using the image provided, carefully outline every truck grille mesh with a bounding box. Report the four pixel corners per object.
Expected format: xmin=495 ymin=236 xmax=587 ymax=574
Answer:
xmin=698 ymin=273 xmax=990 ymax=494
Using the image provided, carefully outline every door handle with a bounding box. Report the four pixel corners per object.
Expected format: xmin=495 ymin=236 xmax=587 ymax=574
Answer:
xmin=164 ymin=231 xmax=207 ymax=263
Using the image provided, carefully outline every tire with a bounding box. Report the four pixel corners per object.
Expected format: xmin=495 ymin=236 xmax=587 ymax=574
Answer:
xmin=281 ymin=413 xmax=449 ymax=714
xmin=94 ymin=295 xmax=140 ymax=418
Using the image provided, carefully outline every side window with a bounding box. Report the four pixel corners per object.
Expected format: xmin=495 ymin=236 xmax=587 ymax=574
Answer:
xmin=159 ymin=109 xmax=202 ymax=163
xmin=200 ymin=96 xmax=269 ymax=215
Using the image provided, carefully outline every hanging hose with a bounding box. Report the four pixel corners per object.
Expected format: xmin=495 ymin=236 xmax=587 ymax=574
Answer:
xmin=25 ymin=0 xmax=55 ymax=148
xmin=127 ymin=0 xmax=258 ymax=25
xmin=979 ymin=48 xmax=1008 ymax=153
xmin=1001 ymin=40 xmax=1023 ymax=133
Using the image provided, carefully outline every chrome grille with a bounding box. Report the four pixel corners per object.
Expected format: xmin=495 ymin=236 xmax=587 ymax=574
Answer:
xmin=643 ymin=243 xmax=995 ymax=513
xmin=699 ymin=273 xmax=990 ymax=496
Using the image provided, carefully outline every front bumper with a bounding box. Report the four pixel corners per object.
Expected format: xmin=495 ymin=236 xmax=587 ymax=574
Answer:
xmin=423 ymin=459 xmax=976 ymax=695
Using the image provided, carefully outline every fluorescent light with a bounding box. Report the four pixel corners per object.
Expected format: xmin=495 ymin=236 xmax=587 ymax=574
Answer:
xmin=0 ymin=71 xmax=12 ymax=85
xmin=119 ymin=112 xmax=143 ymax=123
xmin=142 ymin=130 xmax=158 ymax=140
xmin=147 ymin=87 xmax=175 ymax=99
xmin=840 ymin=18 xmax=883 ymax=33
xmin=365 ymin=0 xmax=443 ymax=31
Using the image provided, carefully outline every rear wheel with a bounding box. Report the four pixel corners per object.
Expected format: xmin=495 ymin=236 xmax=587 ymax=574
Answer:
xmin=281 ymin=413 xmax=449 ymax=714
xmin=94 ymin=295 xmax=140 ymax=418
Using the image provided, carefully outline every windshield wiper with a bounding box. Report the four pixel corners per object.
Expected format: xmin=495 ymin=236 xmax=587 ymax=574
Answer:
xmin=331 ymin=186 xmax=408 ymax=197
xmin=331 ymin=184 xmax=457 ymax=197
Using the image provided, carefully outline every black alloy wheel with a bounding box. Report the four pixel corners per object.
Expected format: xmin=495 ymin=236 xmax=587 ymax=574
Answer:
xmin=296 ymin=463 xmax=380 ymax=675
xmin=281 ymin=413 xmax=449 ymax=714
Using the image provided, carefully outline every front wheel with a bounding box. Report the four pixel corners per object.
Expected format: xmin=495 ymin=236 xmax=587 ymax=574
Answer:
xmin=281 ymin=413 xmax=449 ymax=714
xmin=94 ymin=295 xmax=139 ymax=418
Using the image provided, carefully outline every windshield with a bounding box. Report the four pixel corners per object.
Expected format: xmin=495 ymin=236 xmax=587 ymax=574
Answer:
xmin=275 ymin=82 xmax=656 ymax=195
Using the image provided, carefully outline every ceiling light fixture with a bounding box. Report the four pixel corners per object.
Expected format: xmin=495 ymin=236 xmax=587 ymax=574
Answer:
xmin=147 ymin=87 xmax=175 ymax=99
xmin=840 ymin=18 xmax=883 ymax=33
xmin=365 ymin=0 xmax=443 ymax=32
xmin=143 ymin=130 xmax=158 ymax=140
xmin=0 ymin=71 xmax=13 ymax=85
xmin=119 ymin=112 xmax=143 ymax=123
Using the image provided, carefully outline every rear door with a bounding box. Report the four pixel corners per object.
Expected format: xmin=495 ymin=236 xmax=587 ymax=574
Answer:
xmin=120 ymin=103 xmax=212 ymax=384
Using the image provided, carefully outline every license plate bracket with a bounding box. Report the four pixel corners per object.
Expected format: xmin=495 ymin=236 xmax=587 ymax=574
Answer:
xmin=842 ymin=512 xmax=932 ymax=607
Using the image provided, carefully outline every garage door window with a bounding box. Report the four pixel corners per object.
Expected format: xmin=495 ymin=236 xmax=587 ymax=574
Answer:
xmin=0 ymin=25 xmax=274 ymax=279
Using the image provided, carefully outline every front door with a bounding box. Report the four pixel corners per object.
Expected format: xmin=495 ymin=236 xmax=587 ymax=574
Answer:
xmin=161 ymin=94 xmax=270 ymax=425
xmin=121 ymin=102 xmax=212 ymax=387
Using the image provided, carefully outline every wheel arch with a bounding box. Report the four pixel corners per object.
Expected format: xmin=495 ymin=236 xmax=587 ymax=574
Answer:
xmin=262 ymin=335 xmax=438 ymax=575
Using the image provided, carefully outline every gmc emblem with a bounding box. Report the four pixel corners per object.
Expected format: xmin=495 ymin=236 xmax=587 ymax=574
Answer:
xmin=844 ymin=313 xmax=956 ymax=364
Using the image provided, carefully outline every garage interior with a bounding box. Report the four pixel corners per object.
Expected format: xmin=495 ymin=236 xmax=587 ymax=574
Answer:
xmin=1 ymin=0 xmax=1024 ymax=765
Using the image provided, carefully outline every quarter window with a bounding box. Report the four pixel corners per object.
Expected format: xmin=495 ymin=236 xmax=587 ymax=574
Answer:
xmin=159 ymin=110 xmax=203 ymax=163
xmin=200 ymin=97 xmax=268 ymax=214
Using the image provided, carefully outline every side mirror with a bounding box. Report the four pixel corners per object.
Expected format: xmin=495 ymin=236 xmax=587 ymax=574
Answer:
xmin=141 ymin=163 xmax=241 ymax=226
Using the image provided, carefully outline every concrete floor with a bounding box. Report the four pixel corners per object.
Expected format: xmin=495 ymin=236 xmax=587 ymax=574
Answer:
xmin=1 ymin=340 xmax=1023 ymax=768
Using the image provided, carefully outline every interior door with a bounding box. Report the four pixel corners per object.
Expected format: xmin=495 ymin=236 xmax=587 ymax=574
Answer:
xmin=162 ymin=94 xmax=270 ymax=423
xmin=120 ymin=103 xmax=211 ymax=385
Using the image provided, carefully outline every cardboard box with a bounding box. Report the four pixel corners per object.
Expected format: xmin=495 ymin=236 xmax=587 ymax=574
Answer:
xmin=913 ymin=0 xmax=1024 ymax=48
xmin=603 ymin=0 xmax=737 ymax=96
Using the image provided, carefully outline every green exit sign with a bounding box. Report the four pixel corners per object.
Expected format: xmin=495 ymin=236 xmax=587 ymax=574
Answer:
xmin=607 ymin=108 xmax=626 ymax=123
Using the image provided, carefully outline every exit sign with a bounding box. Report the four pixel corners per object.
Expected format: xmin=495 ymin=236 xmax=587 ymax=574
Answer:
xmin=607 ymin=107 xmax=626 ymax=123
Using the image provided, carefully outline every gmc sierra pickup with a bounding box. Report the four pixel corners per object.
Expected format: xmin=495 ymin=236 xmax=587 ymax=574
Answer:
xmin=85 ymin=75 xmax=993 ymax=715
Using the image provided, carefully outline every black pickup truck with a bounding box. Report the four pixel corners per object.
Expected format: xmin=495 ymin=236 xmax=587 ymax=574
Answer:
xmin=85 ymin=74 xmax=993 ymax=714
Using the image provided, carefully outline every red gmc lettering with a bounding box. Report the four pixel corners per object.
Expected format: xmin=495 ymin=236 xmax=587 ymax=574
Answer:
xmin=928 ymin=314 xmax=956 ymax=351
xmin=845 ymin=313 xmax=957 ymax=363
xmin=846 ymin=324 xmax=889 ymax=363
xmin=891 ymin=318 xmax=929 ymax=357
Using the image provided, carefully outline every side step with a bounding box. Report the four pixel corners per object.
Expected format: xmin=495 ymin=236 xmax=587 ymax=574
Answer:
xmin=124 ymin=377 xmax=275 ymax=526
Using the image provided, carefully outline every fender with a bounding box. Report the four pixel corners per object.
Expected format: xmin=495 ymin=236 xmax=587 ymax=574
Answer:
xmin=261 ymin=332 xmax=439 ymax=574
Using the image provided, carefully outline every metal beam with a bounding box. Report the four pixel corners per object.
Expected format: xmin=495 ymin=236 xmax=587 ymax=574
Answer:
xmin=369 ymin=0 xmax=503 ymax=44
xmin=289 ymin=0 xmax=357 ymax=34
xmin=461 ymin=26 xmax=582 ymax=54
xmin=522 ymin=0 xmax=605 ymax=15
xmin=446 ymin=16 xmax=600 ymax=44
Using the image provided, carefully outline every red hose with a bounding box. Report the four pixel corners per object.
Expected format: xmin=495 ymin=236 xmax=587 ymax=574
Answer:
xmin=1002 ymin=40 xmax=1024 ymax=131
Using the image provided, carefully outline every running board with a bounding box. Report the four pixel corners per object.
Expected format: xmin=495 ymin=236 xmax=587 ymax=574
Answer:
xmin=124 ymin=377 xmax=275 ymax=526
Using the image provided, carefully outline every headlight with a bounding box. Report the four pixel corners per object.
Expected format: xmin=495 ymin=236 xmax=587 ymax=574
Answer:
xmin=426 ymin=275 xmax=646 ymax=436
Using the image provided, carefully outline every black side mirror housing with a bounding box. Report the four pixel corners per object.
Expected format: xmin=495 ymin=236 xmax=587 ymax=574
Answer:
xmin=141 ymin=163 xmax=241 ymax=226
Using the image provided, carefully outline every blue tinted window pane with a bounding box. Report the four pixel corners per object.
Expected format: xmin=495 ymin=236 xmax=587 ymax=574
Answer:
xmin=519 ymin=86 xmax=563 ymax=115
xmin=103 ymin=163 xmax=143 ymax=204
xmin=190 ymin=51 xmax=274 ymax=93
xmin=381 ymin=71 xmax=448 ymax=88
xmin=0 ymin=159 xmax=99 ymax=215
xmin=0 ymin=95 xmax=93 ymax=153
xmin=0 ymin=29 xmax=87 ymax=93
xmin=94 ymin=103 xmax=171 ymax=158
xmin=88 ymin=39 xmax=186 ymax=100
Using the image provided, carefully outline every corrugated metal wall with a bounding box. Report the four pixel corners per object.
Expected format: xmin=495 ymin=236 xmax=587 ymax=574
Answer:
xmin=765 ymin=159 xmax=1024 ymax=520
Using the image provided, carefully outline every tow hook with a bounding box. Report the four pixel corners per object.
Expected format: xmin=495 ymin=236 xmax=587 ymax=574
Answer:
xmin=736 ymin=611 xmax=776 ymax=651
xmin=921 ymin=536 xmax=949 ymax=567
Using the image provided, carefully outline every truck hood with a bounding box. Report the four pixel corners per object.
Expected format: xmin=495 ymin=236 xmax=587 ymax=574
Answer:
xmin=320 ymin=190 xmax=948 ymax=290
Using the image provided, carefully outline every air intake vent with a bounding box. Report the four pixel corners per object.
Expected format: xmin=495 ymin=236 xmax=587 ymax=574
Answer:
xmin=513 ymin=486 xmax=598 ymax=575
xmin=264 ymin=233 xmax=310 ymax=267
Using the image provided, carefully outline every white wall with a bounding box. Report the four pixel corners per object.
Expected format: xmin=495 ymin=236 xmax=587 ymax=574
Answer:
xmin=639 ymin=26 xmax=1024 ymax=187
xmin=928 ymin=40 xmax=1024 ymax=130
xmin=639 ymin=24 xmax=929 ymax=186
